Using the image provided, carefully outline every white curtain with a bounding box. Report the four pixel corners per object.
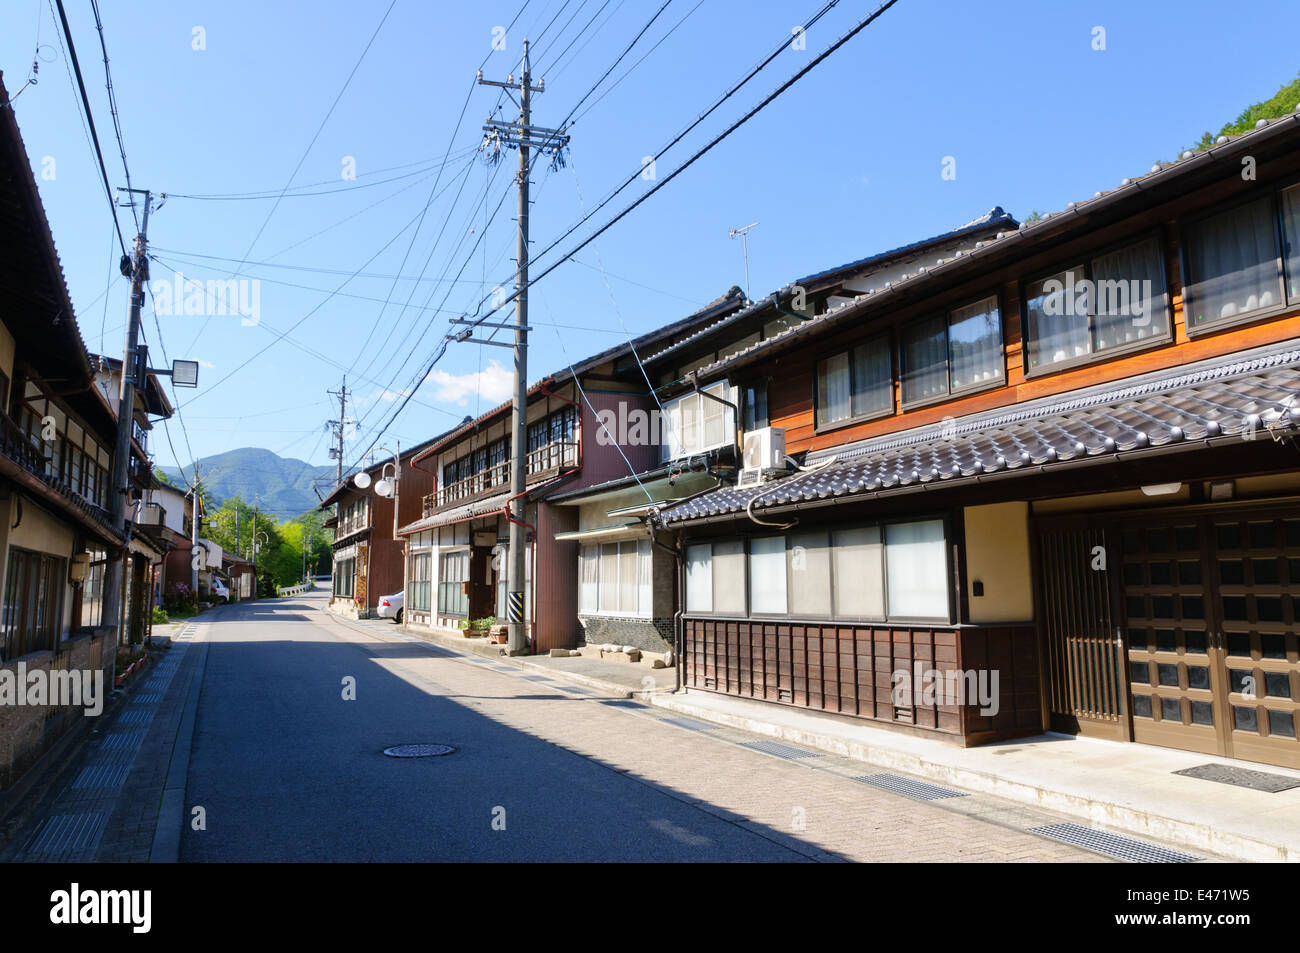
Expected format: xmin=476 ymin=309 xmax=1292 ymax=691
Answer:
xmin=851 ymin=339 xmax=893 ymax=417
xmin=902 ymin=316 xmax=949 ymax=404
xmin=1026 ymin=266 xmax=1089 ymax=369
xmin=637 ymin=540 xmax=653 ymax=618
xmin=618 ymin=541 xmax=638 ymax=614
xmin=948 ymin=296 xmax=1003 ymax=391
xmin=1282 ymin=185 xmax=1300 ymax=303
xmin=1187 ymin=196 xmax=1280 ymax=327
xmin=832 ymin=526 xmax=884 ymax=618
xmin=749 ymin=536 xmax=787 ymax=614
xmin=579 ymin=545 xmax=598 ymax=613
xmin=885 ymin=520 xmax=947 ymax=619
xmin=685 ymin=544 xmax=713 ymax=613
xmin=599 ymin=542 xmax=619 ymax=613
xmin=817 ymin=352 xmax=850 ymax=426
xmin=1091 ymin=237 xmax=1167 ymax=350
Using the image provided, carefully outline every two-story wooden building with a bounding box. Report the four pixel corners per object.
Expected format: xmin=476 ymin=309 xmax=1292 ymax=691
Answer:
xmin=0 ymin=73 xmax=172 ymax=789
xmin=656 ymin=111 xmax=1300 ymax=770
xmin=322 ymin=437 xmax=439 ymax=619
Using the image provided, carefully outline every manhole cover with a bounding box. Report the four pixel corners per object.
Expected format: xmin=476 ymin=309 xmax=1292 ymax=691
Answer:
xmin=383 ymin=744 xmax=456 ymax=758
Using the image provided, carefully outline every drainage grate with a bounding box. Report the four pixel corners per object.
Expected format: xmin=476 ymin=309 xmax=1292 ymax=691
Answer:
xmin=852 ymin=773 xmax=967 ymax=801
xmin=382 ymin=744 xmax=456 ymax=758
xmin=519 ymin=675 xmax=556 ymax=684
xmin=488 ymin=665 xmax=516 ymax=673
xmin=738 ymin=740 xmax=820 ymax=760
xmin=25 ymin=812 xmax=108 ymax=855
xmin=662 ymin=716 xmax=722 ymax=732
xmin=1030 ymin=823 xmax=1202 ymax=863
xmin=116 ymin=708 xmax=152 ymax=725
xmin=558 ymin=685 xmax=600 ymax=697
xmin=96 ymin=731 xmax=143 ymax=752
xmin=599 ymin=699 xmax=645 ymax=709
xmin=1173 ymin=763 xmax=1300 ymax=793
xmin=131 ymin=693 xmax=161 ymax=705
xmin=72 ymin=764 xmax=130 ymax=789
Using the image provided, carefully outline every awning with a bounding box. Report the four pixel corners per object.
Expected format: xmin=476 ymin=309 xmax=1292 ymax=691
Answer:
xmin=659 ymin=339 xmax=1300 ymax=525
xmin=396 ymin=490 xmax=512 ymax=536
xmin=553 ymin=523 xmax=645 ymax=542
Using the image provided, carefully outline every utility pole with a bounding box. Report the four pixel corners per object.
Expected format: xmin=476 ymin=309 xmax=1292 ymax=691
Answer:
xmin=189 ymin=466 xmax=201 ymax=595
xmin=102 ymin=188 xmax=152 ymax=639
xmin=472 ymin=39 xmax=567 ymax=656
xmin=327 ymin=377 xmax=350 ymax=487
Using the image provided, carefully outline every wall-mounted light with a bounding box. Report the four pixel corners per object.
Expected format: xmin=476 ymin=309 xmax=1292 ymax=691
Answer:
xmin=1140 ymin=483 xmax=1182 ymax=497
xmin=69 ymin=552 xmax=90 ymax=584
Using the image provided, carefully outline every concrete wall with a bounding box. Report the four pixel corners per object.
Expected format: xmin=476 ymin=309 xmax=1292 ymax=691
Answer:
xmin=963 ymin=501 xmax=1034 ymax=624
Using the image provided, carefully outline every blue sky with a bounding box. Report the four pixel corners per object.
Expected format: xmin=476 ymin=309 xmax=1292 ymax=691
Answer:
xmin=4 ymin=0 xmax=1299 ymax=514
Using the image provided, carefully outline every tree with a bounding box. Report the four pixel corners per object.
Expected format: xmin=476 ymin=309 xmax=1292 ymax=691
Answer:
xmin=1182 ymin=71 xmax=1300 ymax=155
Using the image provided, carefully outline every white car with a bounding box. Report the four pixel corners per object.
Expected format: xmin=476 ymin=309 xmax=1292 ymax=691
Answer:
xmin=211 ymin=579 xmax=230 ymax=604
xmin=376 ymin=591 xmax=404 ymax=623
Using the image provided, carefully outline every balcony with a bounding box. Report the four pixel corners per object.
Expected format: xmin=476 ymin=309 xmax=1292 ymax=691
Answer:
xmin=423 ymin=440 xmax=578 ymax=517
xmin=0 ymin=413 xmax=115 ymax=534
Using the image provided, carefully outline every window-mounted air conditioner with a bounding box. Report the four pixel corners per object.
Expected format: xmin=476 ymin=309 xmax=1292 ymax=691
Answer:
xmin=737 ymin=427 xmax=787 ymax=487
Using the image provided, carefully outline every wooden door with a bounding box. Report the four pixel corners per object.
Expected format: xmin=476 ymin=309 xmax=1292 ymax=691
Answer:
xmin=1035 ymin=521 xmax=1129 ymax=740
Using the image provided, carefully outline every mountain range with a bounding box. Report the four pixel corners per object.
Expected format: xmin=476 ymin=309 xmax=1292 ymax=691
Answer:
xmin=161 ymin=447 xmax=336 ymax=520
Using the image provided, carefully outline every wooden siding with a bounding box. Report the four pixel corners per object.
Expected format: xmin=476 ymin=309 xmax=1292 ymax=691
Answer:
xmin=749 ymin=155 xmax=1300 ymax=459
xmin=682 ymin=619 xmax=1041 ymax=745
xmin=534 ymin=501 xmax=579 ymax=651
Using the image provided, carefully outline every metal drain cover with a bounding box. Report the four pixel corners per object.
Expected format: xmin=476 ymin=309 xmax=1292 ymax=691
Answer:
xmin=383 ymin=744 xmax=456 ymax=758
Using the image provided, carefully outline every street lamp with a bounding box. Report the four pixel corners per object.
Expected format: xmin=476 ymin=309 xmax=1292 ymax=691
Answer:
xmin=352 ymin=443 xmax=401 ymax=540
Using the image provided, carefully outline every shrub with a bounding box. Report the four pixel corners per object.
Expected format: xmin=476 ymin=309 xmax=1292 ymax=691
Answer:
xmin=151 ymin=606 xmax=170 ymax=625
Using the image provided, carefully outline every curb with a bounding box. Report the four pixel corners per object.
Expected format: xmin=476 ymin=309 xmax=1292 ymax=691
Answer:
xmin=648 ymin=691 xmax=1292 ymax=864
xmin=149 ymin=639 xmax=209 ymax=863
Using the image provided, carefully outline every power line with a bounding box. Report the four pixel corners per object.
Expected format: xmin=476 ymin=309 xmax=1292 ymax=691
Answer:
xmin=51 ymin=0 xmax=127 ymax=257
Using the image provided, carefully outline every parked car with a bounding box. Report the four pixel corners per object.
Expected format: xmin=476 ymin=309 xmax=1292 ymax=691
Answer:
xmin=211 ymin=579 xmax=230 ymax=604
xmin=376 ymin=591 xmax=404 ymax=623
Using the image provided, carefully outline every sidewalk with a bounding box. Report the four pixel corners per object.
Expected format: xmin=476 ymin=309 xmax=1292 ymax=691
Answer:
xmin=375 ymin=614 xmax=1300 ymax=862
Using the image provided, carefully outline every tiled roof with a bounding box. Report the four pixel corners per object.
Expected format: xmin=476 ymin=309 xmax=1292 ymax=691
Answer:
xmin=396 ymin=489 xmax=514 ymax=536
xmin=639 ymin=208 xmax=1015 ymax=368
xmin=656 ymin=340 xmax=1300 ymax=526
xmin=688 ymin=109 xmax=1300 ymax=383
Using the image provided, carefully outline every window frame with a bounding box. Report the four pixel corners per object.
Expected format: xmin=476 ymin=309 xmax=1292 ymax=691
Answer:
xmin=437 ymin=548 xmax=471 ymax=618
xmin=1178 ymin=184 xmax=1293 ymax=338
xmin=681 ymin=514 xmax=954 ymax=626
xmin=812 ymin=331 xmax=895 ymax=434
xmin=1020 ymin=229 xmax=1174 ymax=378
xmin=899 ymin=293 xmax=1006 ymax=410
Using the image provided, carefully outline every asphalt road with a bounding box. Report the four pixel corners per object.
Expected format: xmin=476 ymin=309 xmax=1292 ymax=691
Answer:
xmin=179 ymin=590 xmax=1101 ymax=862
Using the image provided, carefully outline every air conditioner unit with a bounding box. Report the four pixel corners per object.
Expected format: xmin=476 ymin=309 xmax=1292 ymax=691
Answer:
xmin=737 ymin=427 xmax=787 ymax=487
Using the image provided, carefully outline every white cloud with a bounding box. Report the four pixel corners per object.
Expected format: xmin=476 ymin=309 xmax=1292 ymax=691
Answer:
xmin=425 ymin=361 xmax=513 ymax=407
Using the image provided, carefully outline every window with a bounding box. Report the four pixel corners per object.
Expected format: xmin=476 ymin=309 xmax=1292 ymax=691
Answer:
xmin=1 ymin=548 xmax=66 ymax=661
xmin=334 ymin=558 xmax=355 ymax=598
xmin=438 ymin=550 xmax=470 ymax=617
xmin=80 ymin=549 xmax=107 ymax=628
xmin=1185 ymin=196 xmax=1283 ymax=330
xmin=884 ymin=520 xmax=947 ymax=619
xmin=1025 ymin=236 xmax=1169 ymax=371
xmin=578 ymin=540 xmax=652 ymax=617
xmin=740 ymin=381 xmax=768 ymax=432
xmin=901 ymin=296 xmax=1004 ymax=406
xmin=684 ymin=519 xmax=949 ymax=623
xmin=1284 ymin=184 xmax=1300 ymax=303
xmin=815 ymin=335 xmax=892 ymax=429
xmin=748 ymin=536 xmax=787 ymax=614
xmin=661 ymin=383 xmax=734 ymax=460
xmin=409 ymin=551 xmax=431 ymax=612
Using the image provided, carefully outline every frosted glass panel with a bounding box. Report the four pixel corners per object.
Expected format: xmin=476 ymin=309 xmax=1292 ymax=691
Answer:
xmin=788 ymin=531 xmax=831 ymax=616
xmin=712 ymin=540 xmax=746 ymax=615
xmin=686 ymin=544 xmax=712 ymax=613
xmin=885 ymin=520 xmax=948 ymax=619
xmin=749 ymin=536 xmax=788 ymax=614
xmin=833 ymin=526 xmax=884 ymax=618
xmin=637 ymin=540 xmax=653 ymax=618
xmin=579 ymin=545 xmax=598 ymax=613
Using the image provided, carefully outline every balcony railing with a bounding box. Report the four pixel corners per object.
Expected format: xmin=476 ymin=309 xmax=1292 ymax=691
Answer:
xmin=0 ymin=413 xmax=115 ymax=532
xmin=424 ymin=440 xmax=578 ymax=516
